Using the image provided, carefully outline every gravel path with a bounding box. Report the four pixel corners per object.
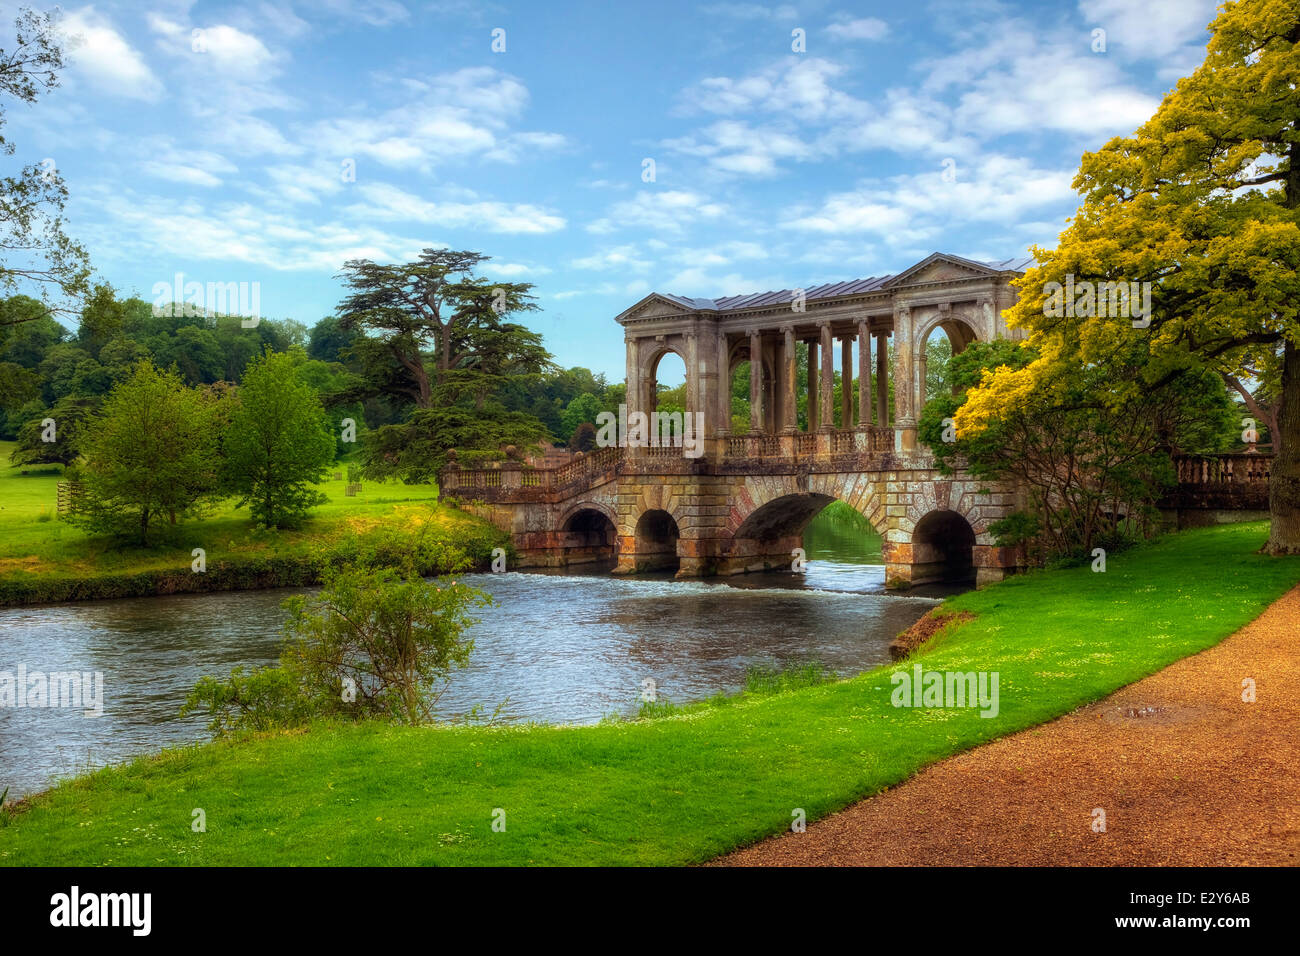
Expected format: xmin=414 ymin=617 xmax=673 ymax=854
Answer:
xmin=716 ymin=586 xmax=1300 ymax=866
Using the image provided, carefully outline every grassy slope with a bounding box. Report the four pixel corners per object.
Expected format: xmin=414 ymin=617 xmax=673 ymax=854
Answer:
xmin=0 ymin=440 xmax=490 ymax=593
xmin=2 ymin=521 xmax=1295 ymax=866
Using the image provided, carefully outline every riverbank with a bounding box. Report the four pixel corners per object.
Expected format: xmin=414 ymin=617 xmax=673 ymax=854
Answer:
xmin=2 ymin=521 xmax=1294 ymax=865
xmin=0 ymin=442 xmax=507 ymax=606
xmin=719 ymin=582 xmax=1300 ymax=865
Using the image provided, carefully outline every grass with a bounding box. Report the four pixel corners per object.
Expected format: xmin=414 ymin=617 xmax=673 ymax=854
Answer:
xmin=0 ymin=440 xmax=500 ymax=602
xmin=1 ymin=520 xmax=1295 ymax=866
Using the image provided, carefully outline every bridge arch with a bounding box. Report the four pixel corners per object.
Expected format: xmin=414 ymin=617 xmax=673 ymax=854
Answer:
xmin=909 ymin=508 xmax=977 ymax=585
xmin=733 ymin=492 xmax=835 ymax=541
xmin=633 ymin=508 xmax=681 ymax=572
xmin=557 ymin=501 xmax=619 ymax=565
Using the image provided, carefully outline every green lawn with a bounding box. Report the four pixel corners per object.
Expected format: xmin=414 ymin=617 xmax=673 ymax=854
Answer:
xmin=2 ymin=521 xmax=1294 ymax=866
xmin=0 ymin=440 xmax=501 ymax=603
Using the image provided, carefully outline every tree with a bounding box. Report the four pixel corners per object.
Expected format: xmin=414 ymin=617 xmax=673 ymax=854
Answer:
xmin=335 ymin=248 xmax=542 ymax=408
xmin=930 ymin=339 xmax=1236 ymax=563
xmin=9 ymin=391 xmax=95 ymax=466
xmin=76 ymin=282 xmax=125 ymax=359
xmin=183 ymin=564 xmax=491 ymax=733
xmin=569 ymin=420 xmax=597 ymax=452
xmin=956 ymin=0 xmax=1300 ymax=551
xmin=560 ymin=391 xmax=603 ymax=439
xmin=306 ymin=315 xmax=359 ymax=364
xmin=363 ymin=402 xmax=550 ymax=484
xmin=223 ymin=348 xmax=335 ymax=528
xmin=68 ymin=362 xmax=221 ymax=544
xmin=0 ymin=8 xmax=89 ymax=323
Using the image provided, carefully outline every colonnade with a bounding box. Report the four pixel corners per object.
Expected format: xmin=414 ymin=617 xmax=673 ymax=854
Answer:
xmin=741 ymin=322 xmax=891 ymax=434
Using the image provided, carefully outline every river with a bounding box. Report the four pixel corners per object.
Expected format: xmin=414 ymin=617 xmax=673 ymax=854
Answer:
xmin=0 ymin=511 xmax=956 ymax=798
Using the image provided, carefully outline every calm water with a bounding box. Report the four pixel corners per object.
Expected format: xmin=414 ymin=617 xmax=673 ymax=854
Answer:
xmin=0 ymin=513 xmax=949 ymax=797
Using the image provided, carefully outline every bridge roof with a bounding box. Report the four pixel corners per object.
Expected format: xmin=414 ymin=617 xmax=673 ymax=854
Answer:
xmin=629 ymin=252 xmax=1034 ymax=318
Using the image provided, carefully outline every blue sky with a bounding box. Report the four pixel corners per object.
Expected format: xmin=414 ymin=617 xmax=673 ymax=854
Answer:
xmin=6 ymin=0 xmax=1220 ymax=382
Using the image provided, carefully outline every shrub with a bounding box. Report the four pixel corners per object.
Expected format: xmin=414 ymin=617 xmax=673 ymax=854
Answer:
xmin=182 ymin=564 xmax=492 ymax=733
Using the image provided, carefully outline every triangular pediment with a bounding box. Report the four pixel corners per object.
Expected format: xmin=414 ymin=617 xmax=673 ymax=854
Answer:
xmin=882 ymin=253 xmax=997 ymax=289
xmin=616 ymin=293 xmax=709 ymax=324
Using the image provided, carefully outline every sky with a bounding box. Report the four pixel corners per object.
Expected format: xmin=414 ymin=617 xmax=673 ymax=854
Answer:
xmin=4 ymin=0 xmax=1221 ymax=383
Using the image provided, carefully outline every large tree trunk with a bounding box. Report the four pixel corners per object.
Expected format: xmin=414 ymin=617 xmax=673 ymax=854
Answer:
xmin=1267 ymin=340 xmax=1300 ymax=553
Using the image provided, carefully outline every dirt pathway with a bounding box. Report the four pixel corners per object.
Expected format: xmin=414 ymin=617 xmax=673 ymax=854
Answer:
xmin=717 ymin=586 xmax=1300 ymax=866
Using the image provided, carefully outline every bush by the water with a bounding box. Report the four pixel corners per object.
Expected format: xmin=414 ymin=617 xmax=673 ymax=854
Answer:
xmin=182 ymin=563 xmax=491 ymax=733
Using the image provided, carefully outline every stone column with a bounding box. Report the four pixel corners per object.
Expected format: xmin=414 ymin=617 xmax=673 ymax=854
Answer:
xmin=685 ymin=330 xmax=699 ymax=417
xmin=781 ymin=325 xmax=796 ymax=433
xmin=893 ymin=306 xmax=916 ymax=453
xmin=625 ymin=336 xmax=640 ymax=418
xmin=916 ymin=343 xmax=928 ymax=413
xmin=717 ymin=332 xmax=730 ymax=436
xmin=875 ymin=331 xmax=888 ymax=426
xmin=748 ymin=329 xmax=763 ymax=434
xmin=806 ymin=338 xmax=818 ymax=432
xmin=819 ymin=322 xmax=833 ymax=432
xmin=857 ymin=320 xmax=871 ymax=428
xmin=840 ymin=334 xmax=853 ymax=429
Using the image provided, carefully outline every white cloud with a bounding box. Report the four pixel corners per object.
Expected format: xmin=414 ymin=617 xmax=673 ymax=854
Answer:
xmin=316 ymin=0 xmax=411 ymax=27
xmin=784 ymin=155 xmax=1076 ymax=237
xmin=571 ymin=245 xmax=652 ymax=272
xmin=664 ymin=119 xmax=819 ymax=177
xmin=140 ymin=145 xmax=239 ymax=188
xmin=346 ymin=183 xmax=566 ymax=233
xmin=307 ymin=68 xmax=564 ymax=172
xmin=1078 ymin=0 xmax=1215 ymax=61
xmin=825 ymin=17 xmax=889 ymax=41
xmin=923 ymin=24 xmax=1160 ymax=137
xmin=491 ymin=262 xmax=552 ymax=277
xmin=59 ymin=8 xmax=164 ymax=101
xmin=702 ymin=4 xmax=799 ymax=20
xmin=587 ymin=190 xmax=726 ymax=234
xmin=76 ymin=185 xmax=429 ymax=273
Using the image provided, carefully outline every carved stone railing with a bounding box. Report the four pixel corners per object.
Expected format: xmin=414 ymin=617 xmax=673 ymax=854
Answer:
xmin=441 ymin=444 xmax=624 ymax=501
xmin=440 ymin=426 xmax=901 ymax=503
xmin=1164 ymin=453 xmax=1272 ymax=512
xmin=1174 ymin=453 xmax=1271 ymax=485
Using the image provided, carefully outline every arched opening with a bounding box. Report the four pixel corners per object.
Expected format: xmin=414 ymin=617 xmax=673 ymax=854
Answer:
xmin=634 ymin=509 xmax=680 ymax=572
xmin=735 ymin=493 xmax=834 ymax=541
xmin=911 ymin=509 xmax=976 ymax=585
xmin=727 ymin=493 xmax=885 ymax=583
xmin=922 ymin=318 xmax=978 ymax=404
xmin=648 ymin=349 xmax=687 ymax=416
xmin=559 ymin=507 xmax=618 ymax=566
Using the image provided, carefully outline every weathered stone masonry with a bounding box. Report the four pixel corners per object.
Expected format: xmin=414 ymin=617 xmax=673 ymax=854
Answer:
xmin=441 ymin=252 xmax=1035 ymax=587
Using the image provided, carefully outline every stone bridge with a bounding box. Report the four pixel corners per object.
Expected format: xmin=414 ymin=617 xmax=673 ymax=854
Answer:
xmin=437 ymin=252 xmax=1273 ymax=587
xmin=442 ymin=253 xmax=1031 ymax=587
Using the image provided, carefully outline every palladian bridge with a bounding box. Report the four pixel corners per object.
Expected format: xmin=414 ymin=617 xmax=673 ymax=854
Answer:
xmin=441 ymin=252 xmax=1036 ymax=587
